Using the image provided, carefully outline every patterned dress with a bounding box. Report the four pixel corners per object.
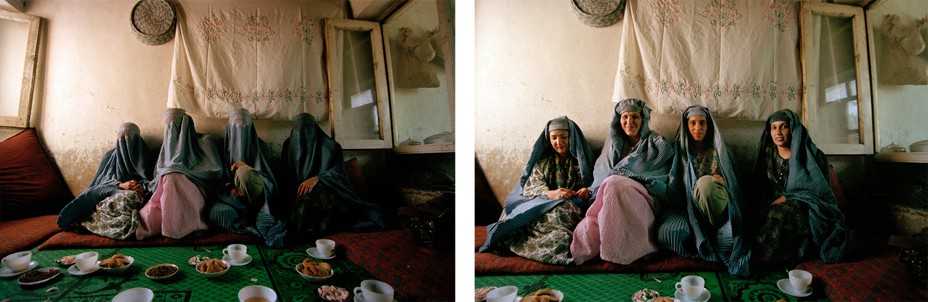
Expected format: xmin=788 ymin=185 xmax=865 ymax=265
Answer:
xmin=502 ymin=154 xmax=584 ymax=265
xmin=756 ymin=152 xmax=813 ymax=265
xmin=81 ymin=191 xmax=144 ymax=240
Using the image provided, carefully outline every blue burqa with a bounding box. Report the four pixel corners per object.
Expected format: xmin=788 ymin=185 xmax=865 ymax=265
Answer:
xmin=57 ymin=122 xmax=153 ymax=230
xmin=151 ymin=108 xmax=224 ymax=192
xmin=479 ymin=116 xmax=594 ymax=252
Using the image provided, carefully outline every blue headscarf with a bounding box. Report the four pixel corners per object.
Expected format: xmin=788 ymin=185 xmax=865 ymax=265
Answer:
xmin=480 ymin=116 xmax=594 ymax=252
xmin=752 ymin=109 xmax=853 ymax=263
xmin=57 ymin=122 xmax=153 ymax=230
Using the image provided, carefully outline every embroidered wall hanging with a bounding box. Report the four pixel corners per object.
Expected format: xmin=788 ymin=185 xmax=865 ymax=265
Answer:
xmin=168 ymin=0 xmax=344 ymax=120
xmin=613 ymin=0 xmax=802 ymax=120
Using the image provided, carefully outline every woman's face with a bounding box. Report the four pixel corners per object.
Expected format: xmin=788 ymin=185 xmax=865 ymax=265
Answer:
xmin=687 ymin=115 xmax=708 ymax=142
xmin=621 ymin=111 xmax=642 ymax=137
xmin=548 ymin=129 xmax=570 ymax=157
xmin=770 ymin=121 xmax=791 ymax=148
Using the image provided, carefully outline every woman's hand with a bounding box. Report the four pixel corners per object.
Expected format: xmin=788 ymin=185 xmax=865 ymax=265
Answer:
xmin=576 ymin=187 xmax=592 ymax=201
xmin=119 ymin=180 xmax=144 ymax=196
xmin=544 ymin=188 xmax=576 ymax=200
xmin=712 ymin=174 xmax=725 ymax=186
xmin=298 ymin=177 xmax=320 ymax=196
xmin=769 ymin=196 xmax=787 ymax=206
xmin=230 ymin=161 xmax=250 ymax=171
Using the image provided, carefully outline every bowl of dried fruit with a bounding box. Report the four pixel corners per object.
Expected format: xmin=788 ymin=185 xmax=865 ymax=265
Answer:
xmin=195 ymin=258 xmax=229 ymax=278
xmin=99 ymin=254 xmax=134 ymax=273
xmin=295 ymin=258 xmax=333 ymax=282
xmin=145 ymin=264 xmax=179 ymax=281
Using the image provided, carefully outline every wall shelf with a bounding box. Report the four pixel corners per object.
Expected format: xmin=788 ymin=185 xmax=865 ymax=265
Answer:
xmin=874 ymin=152 xmax=928 ymax=163
xmin=393 ymin=143 xmax=454 ymax=154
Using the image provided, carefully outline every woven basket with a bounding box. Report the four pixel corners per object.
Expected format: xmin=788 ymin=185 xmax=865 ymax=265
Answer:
xmin=570 ymin=0 xmax=626 ymax=28
xmin=130 ymin=0 xmax=176 ymax=45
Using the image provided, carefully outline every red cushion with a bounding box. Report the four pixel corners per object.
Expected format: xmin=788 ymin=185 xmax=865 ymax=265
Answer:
xmin=328 ymin=229 xmax=453 ymax=301
xmin=38 ymin=229 xmax=261 ymax=250
xmin=797 ymin=250 xmax=928 ymax=301
xmin=0 ymin=129 xmax=74 ymax=221
xmin=0 ymin=215 xmax=60 ymax=257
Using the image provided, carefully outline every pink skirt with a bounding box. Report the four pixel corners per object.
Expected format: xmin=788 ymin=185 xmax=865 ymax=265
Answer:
xmin=136 ymin=173 xmax=210 ymax=239
xmin=571 ymin=175 xmax=658 ymax=265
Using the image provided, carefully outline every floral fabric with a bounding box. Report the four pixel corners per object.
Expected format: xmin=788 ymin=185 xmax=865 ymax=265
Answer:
xmin=522 ymin=153 xmax=582 ymax=199
xmin=503 ymin=202 xmax=582 ymax=265
xmin=81 ymin=191 xmax=144 ymax=240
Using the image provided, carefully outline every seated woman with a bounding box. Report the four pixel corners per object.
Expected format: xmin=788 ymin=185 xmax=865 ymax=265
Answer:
xmin=56 ymin=122 xmax=152 ymax=239
xmin=209 ymin=108 xmax=288 ymax=247
xmin=280 ymin=113 xmax=384 ymax=240
xmin=571 ymin=99 xmax=674 ymax=265
xmin=657 ymin=105 xmax=751 ymax=276
xmin=478 ymin=116 xmax=594 ymax=265
xmin=751 ymin=109 xmax=854 ymax=266
xmin=136 ymin=108 xmax=224 ymax=240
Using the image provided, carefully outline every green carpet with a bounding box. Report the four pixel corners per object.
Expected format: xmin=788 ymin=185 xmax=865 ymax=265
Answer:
xmin=476 ymin=271 xmax=832 ymax=301
xmin=0 ymin=244 xmax=384 ymax=301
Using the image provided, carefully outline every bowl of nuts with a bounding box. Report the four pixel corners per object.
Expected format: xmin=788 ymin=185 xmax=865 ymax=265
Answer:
xmin=295 ymin=258 xmax=333 ymax=282
xmin=144 ymin=263 xmax=179 ymax=281
xmin=195 ymin=258 xmax=229 ymax=278
xmin=99 ymin=254 xmax=134 ymax=273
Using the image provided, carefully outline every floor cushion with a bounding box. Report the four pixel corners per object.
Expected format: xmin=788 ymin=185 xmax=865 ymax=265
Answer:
xmin=327 ymin=229 xmax=454 ymax=301
xmin=0 ymin=129 xmax=74 ymax=221
xmin=0 ymin=215 xmax=60 ymax=256
xmin=38 ymin=229 xmax=261 ymax=250
xmin=797 ymin=250 xmax=928 ymax=301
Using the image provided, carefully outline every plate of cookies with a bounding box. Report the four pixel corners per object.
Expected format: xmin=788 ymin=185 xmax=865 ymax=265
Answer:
xmin=296 ymin=258 xmax=333 ymax=282
xmin=196 ymin=258 xmax=230 ymax=278
xmin=99 ymin=254 xmax=134 ymax=273
xmin=517 ymin=288 xmax=563 ymax=302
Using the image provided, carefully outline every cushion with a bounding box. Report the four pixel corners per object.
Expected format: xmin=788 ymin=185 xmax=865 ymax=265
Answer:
xmin=0 ymin=215 xmax=60 ymax=256
xmin=797 ymin=250 xmax=928 ymax=301
xmin=344 ymin=157 xmax=370 ymax=200
xmin=38 ymin=229 xmax=261 ymax=250
xmin=0 ymin=129 xmax=74 ymax=221
xmin=327 ymin=229 xmax=453 ymax=301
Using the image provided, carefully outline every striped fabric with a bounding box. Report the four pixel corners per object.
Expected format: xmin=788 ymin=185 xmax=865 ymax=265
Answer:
xmin=136 ymin=173 xmax=210 ymax=239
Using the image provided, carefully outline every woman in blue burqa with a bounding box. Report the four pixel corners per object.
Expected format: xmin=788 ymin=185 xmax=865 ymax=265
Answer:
xmin=280 ymin=113 xmax=384 ymax=240
xmin=478 ymin=116 xmax=594 ymax=264
xmin=657 ymin=105 xmax=751 ymax=276
xmin=56 ymin=122 xmax=152 ymax=239
xmin=751 ymin=109 xmax=854 ymax=266
xmin=137 ymin=108 xmax=224 ymax=240
xmin=209 ymin=108 xmax=288 ymax=247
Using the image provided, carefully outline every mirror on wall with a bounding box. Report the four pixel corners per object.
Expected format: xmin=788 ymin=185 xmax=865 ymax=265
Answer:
xmin=0 ymin=10 xmax=40 ymax=128
xmin=800 ymin=2 xmax=873 ymax=155
xmin=324 ymin=18 xmax=393 ymax=149
xmin=866 ymin=0 xmax=928 ymax=163
xmin=383 ymin=0 xmax=454 ymax=154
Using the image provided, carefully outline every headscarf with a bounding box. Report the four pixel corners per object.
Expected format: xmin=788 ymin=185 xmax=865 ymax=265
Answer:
xmin=57 ymin=122 xmax=153 ymax=230
xmin=152 ymin=108 xmax=224 ymax=190
xmin=752 ymin=109 xmax=853 ymax=263
xmin=224 ymin=108 xmax=276 ymax=196
xmin=479 ymin=116 xmax=594 ymax=252
xmin=592 ymin=99 xmax=674 ymax=201
xmin=666 ymin=105 xmax=751 ymax=276
xmin=281 ymin=113 xmax=383 ymax=231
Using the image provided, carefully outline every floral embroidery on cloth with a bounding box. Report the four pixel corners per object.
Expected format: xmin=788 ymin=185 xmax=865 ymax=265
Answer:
xmin=702 ymin=0 xmax=742 ymax=27
xmin=294 ymin=17 xmax=320 ymax=46
xmin=197 ymin=14 xmax=225 ymax=44
xmin=243 ymin=15 xmax=275 ymax=42
xmin=765 ymin=0 xmax=793 ymax=32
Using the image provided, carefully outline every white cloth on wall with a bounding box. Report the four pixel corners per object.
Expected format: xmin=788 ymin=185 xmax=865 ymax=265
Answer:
xmin=168 ymin=0 xmax=344 ymax=120
xmin=613 ymin=0 xmax=801 ymax=120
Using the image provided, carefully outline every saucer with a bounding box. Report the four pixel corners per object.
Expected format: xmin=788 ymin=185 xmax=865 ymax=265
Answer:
xmin=675 ymin=288 xmax=710 ymax=302
xmin=67 ymin=262 xmax=100 ymax=276
xmin=777 ymin=279 xmax=812 ymax=297
xmin=306 ymin=247 xmax=335 ymax=260
xmin=222 ymin=254 xmax=253 ymax=266
xmin=0 ymin=261 xmax=38 ymax=277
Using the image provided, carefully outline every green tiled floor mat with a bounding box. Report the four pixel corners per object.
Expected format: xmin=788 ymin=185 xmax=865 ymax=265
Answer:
xmin=476 ymin=271 xmax=832 ymax=301
xmin=0 ymin=244 xmax=383 ymax=301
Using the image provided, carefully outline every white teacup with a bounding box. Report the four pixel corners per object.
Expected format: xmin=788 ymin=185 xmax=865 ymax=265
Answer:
xmin=2 ymin=251 xmax=32 ymax=272
xmin=485 ymin=286 xmax=518 ymax=302
xmin=237 ymin=285 xmax=277 ymax=302
xmin=353 ymin=280 xmax=394 ymax=302
xmin=789 ymin=269 xmax=813 ymax=293
xmin=223 ymin=244 xmax=248 ymax=263
xmin=75 ymin=251 xmax=99 ymax=272
xmin=675 ymin=275 xmax=705 ymax=300
xmin=316 ymin=239 xmax=336 ymax=257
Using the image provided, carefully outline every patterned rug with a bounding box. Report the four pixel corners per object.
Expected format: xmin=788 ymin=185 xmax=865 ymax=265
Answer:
xmin=0 ymin=244 xmax=389 ymax=301
xmin=475 ymin=271 xmax=831 ymax=301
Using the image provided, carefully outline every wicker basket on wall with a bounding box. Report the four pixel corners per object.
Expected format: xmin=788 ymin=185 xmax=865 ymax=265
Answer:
xmin=130 ymin=0 xmax=176 ymax=45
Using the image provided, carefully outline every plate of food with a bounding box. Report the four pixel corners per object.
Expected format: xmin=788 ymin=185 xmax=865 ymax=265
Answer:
xmin=99 ymin=254 xmax=134 ymax=273
xmin=145 ymin=263 xmax=179 ymax=280
xmin=296 ymin=258 xmax=333 ymax=282
xmin=57 ymin=255 xmax=76 ymax=266
xmin=517 ymin=289 xmax=563 ymax=302
xmin=196 ymin=258 xmax=229 ymax=278
xmin=18 ymin=267 xmax=60 ymax=286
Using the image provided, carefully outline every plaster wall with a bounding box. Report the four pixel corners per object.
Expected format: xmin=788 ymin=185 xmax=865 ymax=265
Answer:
xmin=475 ymin=0 xmax=865 ymax=205
xmin=8 ymin=0 xmax=384 ymax=197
